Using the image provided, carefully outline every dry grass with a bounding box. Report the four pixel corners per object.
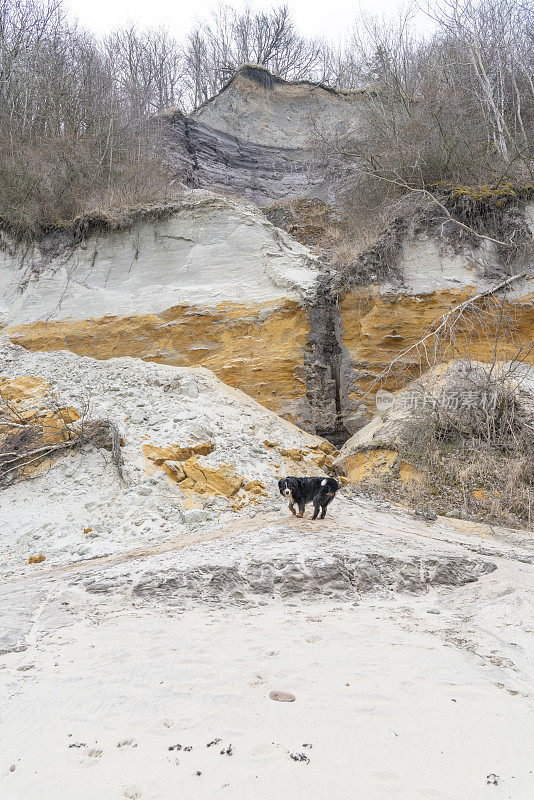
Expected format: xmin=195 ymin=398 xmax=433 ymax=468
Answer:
xmin=398 ymin=437 xmax=534 ymax=530
xmin=328 ymin=210 xmax=389 ymax=269
xmin=0 ymin=129 xmax=177 ymax=242
xmin=345 ymin=357 xmax=534 ymax=530
xmin=396 ymin=372 xmax=534 ymax=529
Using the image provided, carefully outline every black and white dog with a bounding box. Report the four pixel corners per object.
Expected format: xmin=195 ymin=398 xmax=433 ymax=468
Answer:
xmin=278 ymin=476 xmax=339 ymax=520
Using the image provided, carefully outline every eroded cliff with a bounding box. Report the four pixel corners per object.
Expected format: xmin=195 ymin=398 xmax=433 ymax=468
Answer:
xmin=1 ymin=69 xmax=534 ymax=449
xmin=1 ymin=193 xmax=323 ymax=430
xmin=160 ymin=65 xmax=370 ymax=205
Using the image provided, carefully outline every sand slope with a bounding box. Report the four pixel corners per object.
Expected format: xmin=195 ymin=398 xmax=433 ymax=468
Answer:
xmin=1 ymin=344 xmax=533 ymax=798
xmin=1 ymin=494 xmax=533 ymax=799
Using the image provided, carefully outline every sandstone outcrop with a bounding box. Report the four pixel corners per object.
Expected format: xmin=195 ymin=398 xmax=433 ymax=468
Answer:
xmin=0 ymin=374 xmax=80 ymax=484
xmin=0 ymin=340 xmax=339 ymax=569
xmin=336 ymin=360 xmax=534 ymax=478
xmin=1 ymin=192 xmax=322 ymax=430
xmin=2 ymin=195 xmax=534 ymax=444
xmin=334 ymin=359 xmax=534 ymax=526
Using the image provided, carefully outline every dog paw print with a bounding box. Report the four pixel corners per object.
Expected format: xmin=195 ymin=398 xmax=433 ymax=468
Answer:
xmin=290 ymin=752 xmax=310 ymax=764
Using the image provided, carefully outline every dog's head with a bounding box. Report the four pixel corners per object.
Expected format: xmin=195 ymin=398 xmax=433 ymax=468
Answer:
xmin=278 ymin=477 xmax=297 ymax=498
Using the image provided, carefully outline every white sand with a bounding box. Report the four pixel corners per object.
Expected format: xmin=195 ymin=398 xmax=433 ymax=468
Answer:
xmin=0 ymin=342 xmax=331 ymax=575
xmin=0 ymin=191 xmax=318 ymax=326
xmin=1 ymin=344 xmax=533 ymax=798
xmin=1 ymin=503 xmax=533 ymax=799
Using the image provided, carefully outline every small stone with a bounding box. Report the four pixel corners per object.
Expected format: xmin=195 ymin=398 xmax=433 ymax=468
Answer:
xmin=182 ymin=383 xmax=199 ymax=399
xmin=28 ymin=554 xmax=46 ymax=564
xmin=426 ymin=608 xmax=441 ymax=615
xmin=9 ymin=764 xmax=15 ymax=772
xmin=269 ymin=690 xmax=295 ymax=702
xmin=183 ymin=509 xmax=211 ymax=525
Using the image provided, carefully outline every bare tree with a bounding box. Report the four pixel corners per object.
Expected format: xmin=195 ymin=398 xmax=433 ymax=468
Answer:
xmin=104 ymin=25 xmax=185 ymax=118
xmin=183 ymin=3 xmax=333 ymax=106
xmin=0 ymin=0 xmax=174 ymax=236
xmin=316 ymin=0 xmax=533 ymax=224
xmin=424 ymin=0 xmax=534 ymax=164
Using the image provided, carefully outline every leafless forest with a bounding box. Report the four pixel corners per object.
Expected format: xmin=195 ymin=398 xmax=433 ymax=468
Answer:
xmin=0 ymin=0 xmax=532 ymax=235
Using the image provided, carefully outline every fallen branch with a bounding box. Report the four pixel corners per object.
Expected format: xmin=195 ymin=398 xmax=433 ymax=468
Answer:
xmin=0 ymin=415 xmax=127 ymax=488
xmin=357 ymin=272 xmax=527 ymax=404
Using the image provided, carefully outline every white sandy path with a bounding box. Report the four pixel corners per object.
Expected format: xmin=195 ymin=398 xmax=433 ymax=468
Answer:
xmin=1 ymin=591 xmax=533 ymax=800
xmin=1 ymin=505 xmax=533 ymax=800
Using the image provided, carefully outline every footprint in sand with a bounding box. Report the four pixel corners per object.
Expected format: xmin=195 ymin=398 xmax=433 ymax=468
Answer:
xmin=289 ymin=752 xmax=310 ymax=764
xmin=87 ymin=748 xmax=103 ymax=758
xmin=117 ymin=739 xmax=138 ymax=749
xmin=122 ymin=788 xmax=141 ymax=799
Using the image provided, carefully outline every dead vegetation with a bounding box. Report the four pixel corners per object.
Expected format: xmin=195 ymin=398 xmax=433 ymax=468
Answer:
xmin=263 ymin=199 xmax=342 ymax=249
xmin=360 ymin=273 xmax=530 ymax=403
xmin=324 ymin=182 xmax=534 ymax=288
xmin=0 ymin=378 xmax=125 ymax=488
xmin=315 ymin=0 xmax=533 ymax=271
xmin=398 ymin=393 xmax=534 ymax=529
xmin=346 ymin=359 xmax=534 ymax=529
xmin=0 ymin=0 xmax=179 ymax=240
xmin=342 ymin=276 xmax=534 ymax=529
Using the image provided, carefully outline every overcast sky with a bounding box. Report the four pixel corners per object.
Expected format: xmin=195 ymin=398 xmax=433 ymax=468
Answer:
xmin=63 ymin=0 xmax=415 ymax=42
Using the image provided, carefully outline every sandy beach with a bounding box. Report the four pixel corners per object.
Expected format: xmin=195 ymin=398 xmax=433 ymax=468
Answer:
xmin=2 ymin=496 xmax=533 ymax=800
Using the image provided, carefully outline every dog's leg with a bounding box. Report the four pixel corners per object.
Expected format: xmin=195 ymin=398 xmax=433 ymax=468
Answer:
xmin=320 ymin=491 xmax=336 ymax=519
xmin=312 ymin=503 xmax=320 ymax=520
xmin=297 ymin=503 xmax=305 ymax=518
xmin=288 ymin=501 xmax=297 ymax=516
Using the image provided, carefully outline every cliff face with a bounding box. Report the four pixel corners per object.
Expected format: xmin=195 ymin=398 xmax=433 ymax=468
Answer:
xmin=190 ymin=69 xmax=366 ymax=149
xmin=337 ymin=221 xmax=534 ymax=431
xmin=2 ymin=194 xmax=533 ymax=443
xmin=161 ymin=111 xmax=314 ymax=206
xmin=2 ymin=68 xmax=534 ymax=447
xmin=1 ymin=193 xmax=320 ymax=429
xmin=161 ymin=67 xmax=369 ymax=206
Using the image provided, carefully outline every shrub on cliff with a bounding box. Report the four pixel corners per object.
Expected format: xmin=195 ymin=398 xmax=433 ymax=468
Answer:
xmin=317 ymin=0 xmax=533 ymax=229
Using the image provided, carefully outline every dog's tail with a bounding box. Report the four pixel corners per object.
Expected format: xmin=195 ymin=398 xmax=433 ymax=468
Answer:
xmin=323 ymin=477 xmax=339 ymax=493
